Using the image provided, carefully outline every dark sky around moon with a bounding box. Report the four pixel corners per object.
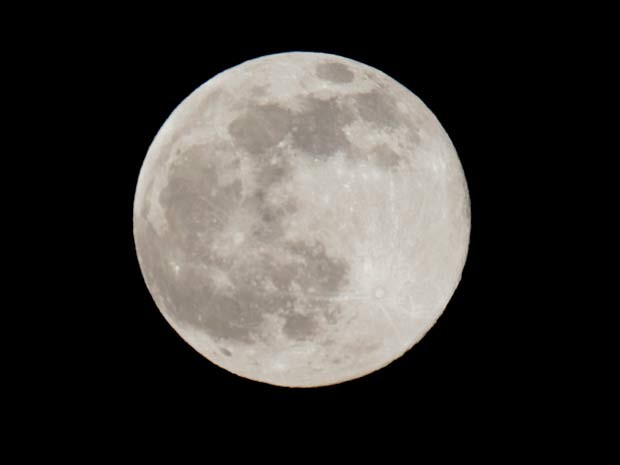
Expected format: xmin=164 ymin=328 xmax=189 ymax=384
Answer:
xmin=33 ymin=15 xmax=575 ymax=441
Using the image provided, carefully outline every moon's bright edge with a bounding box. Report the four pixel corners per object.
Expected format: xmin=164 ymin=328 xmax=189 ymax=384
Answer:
xmin=133 ymin=52 xmax=470 ymax=387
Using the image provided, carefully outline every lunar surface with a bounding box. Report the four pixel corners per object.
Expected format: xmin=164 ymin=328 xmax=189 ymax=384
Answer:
xmin=133 ymin=52 xmax=470 ymax=387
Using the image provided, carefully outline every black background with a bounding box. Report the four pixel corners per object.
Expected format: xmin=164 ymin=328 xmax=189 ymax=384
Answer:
xmin=37 ymin=11 xmax=580 ymax=447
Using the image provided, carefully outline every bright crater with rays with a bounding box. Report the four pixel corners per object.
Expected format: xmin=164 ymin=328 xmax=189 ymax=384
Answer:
xmin=133 ymin=52 xmax=470 ymax=387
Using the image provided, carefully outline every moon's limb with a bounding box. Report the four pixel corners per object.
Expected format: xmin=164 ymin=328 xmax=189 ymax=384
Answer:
xmin=133 ymin=52 xmax=470 ymax=387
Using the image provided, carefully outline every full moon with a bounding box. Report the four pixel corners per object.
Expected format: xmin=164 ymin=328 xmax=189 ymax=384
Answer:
xmin=133 ymin=52 xmax=470 ymax=387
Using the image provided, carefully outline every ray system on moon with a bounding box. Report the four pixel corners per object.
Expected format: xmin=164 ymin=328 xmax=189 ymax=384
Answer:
xmin=133 ymin=52 xmax=471 ymax=387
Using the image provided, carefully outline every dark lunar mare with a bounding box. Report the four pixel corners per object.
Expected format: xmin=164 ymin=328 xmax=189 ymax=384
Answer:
xmin=315 ymin=62 xmax=355 ymax=83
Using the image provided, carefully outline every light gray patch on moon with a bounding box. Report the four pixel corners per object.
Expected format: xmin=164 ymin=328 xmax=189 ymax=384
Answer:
xmin=373 ymin=144 xmax=403 ymax=169
xmin=355 ymin=89 xmax=403 ymax=128
xmin=194 ymin=89 xmax=227 ymax=120
xmin=291 ymin=97 xmax=354 ymax=158
xmin=316 ymin=62 xmax=355 ymax=83
xmin=243 ymin=195 xmax=293 ymax=244
xmin=255 ymin=156 xmax=292 ymax=188
xmin=284 ymin=240 xmax=350 ymax=295
xmin=158 ymin=144 xmax=241 ymax=253
xmin=250 ymin=85 xmax=268 ymax=97
xmin=140 ymin=179 xmax=155 ymax=220
xmin=133 ymin=222 xmax=175 ymax=303
xmin=228 ymin=103 xmax=292 ymax=154
xmin=282 ymin=313 xmax=318 ymax=340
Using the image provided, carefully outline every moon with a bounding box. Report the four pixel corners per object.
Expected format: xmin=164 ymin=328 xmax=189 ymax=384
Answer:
xmin=133 ymin=52 xmax=470 ymax=387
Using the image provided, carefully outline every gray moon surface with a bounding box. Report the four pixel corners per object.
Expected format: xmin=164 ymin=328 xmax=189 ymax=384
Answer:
xmin=133 ymin=52 xmax=470 ymax=387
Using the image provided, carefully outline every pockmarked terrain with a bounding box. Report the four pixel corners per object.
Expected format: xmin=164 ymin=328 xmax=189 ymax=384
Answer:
xmin=133 ymin=52 xmax=470 ymax=387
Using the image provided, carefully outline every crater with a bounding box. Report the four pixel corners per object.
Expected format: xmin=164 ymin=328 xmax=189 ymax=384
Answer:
xmin=228 ymin=103 xmax=292 ymax=155
xmin=316 ymin=62 xmax=355 ymax=83
xmin=291 ymin=97 xmax=354 ymax=158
